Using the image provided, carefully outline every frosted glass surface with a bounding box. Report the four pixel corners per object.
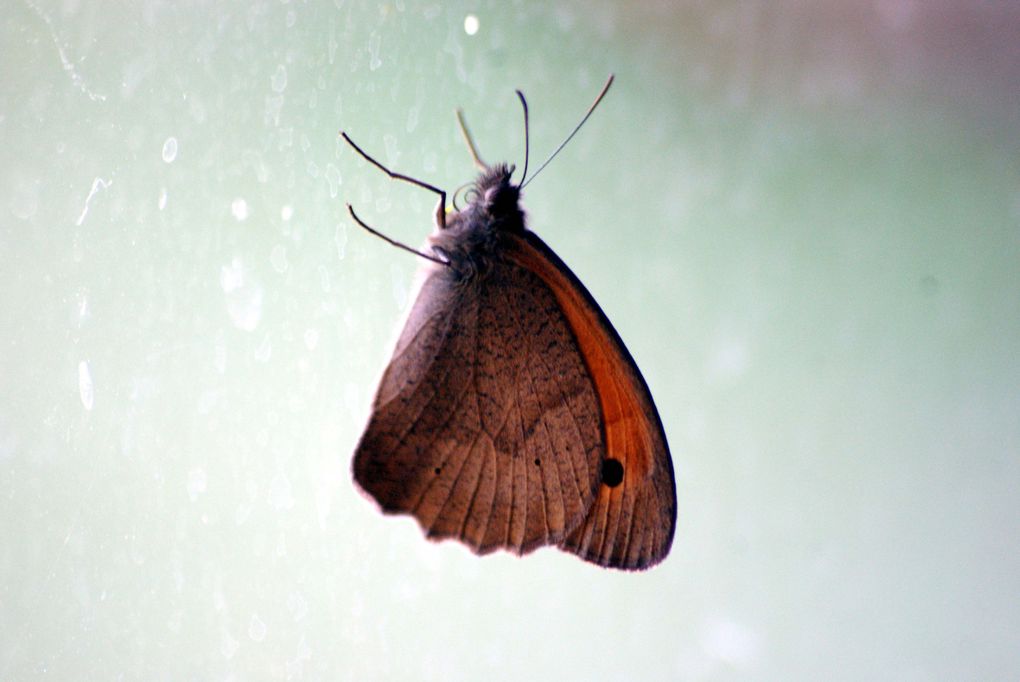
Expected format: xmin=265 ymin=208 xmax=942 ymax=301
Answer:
xmin=3 ymin=2 xmax=1019 ymax=680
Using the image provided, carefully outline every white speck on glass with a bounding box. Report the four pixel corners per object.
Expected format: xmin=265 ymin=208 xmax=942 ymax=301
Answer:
xmin=268 ymin=472 xmax=294 ymax=510
xmin=231 ymin=198 xmax=249 ymax=221
xmin=254 ymin=333 xmax=272 ymax=362
xmin=701 ymin=618 xmax=761 ymax=668
xmin=76 ymin=177 xmax=112 ymax=226
xmin=287 ymin=591 xmax=308 ymax=622
xmin=277 ymin=126 xmax=294 ymax=150
xmin=709 ymin=338 xmax=749 ymax=380
xmin=266 ymin=93 xmax=284 ymax=126
xmin=280 ymin=204 xmax=293 ymax=221
xmin=327 ymin=18 xmax=338 ymax=63
xmin=368 ymin=32 xmax=382 ymax=71
xmin=303 ymin=328 xmax=319 ymax=351
xmin=325 ymin=163 xmax=341 ymax=198
xmin=78 ymin=360 xmax=94 ymax=411
xmin=161 ymin=137 xmax=178 ymax=163
xmin=286 ymin=635 xmax=312 ymax=677
xmin=220 ymin=257 xmax=244 ymax=293
xmin=464 ymin=14 xmax=479 ymax=35
xmin=248 ymin=614 xmax=267 ymax=642
xmin=271 ymin=65 xmax=288 ymax=93
xmin=234 ymin=500 xmax=253 ymax=526
xmin=317 ymin=264 xmax=331 ymax=292
xmin=221 ymin=629 xmax=239 ymax=660
xmin=383 ymin=134 xmax=399 ymax=166
xmin=270 ymin=244 xmax=288 ymax=273
xmin=334 ymin=223 xmax=347 ymax=259
xmin=221 ymin=257 xmax=263 ymax=331
xmin=186 ymin=468 xmax=207 ymax=501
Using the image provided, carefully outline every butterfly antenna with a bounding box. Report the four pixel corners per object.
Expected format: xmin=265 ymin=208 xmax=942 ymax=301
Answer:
xmin=515 ymin=89 xmax=531 ymax=186
xmin=456 ymin=109 xmax=488 ymax=171
xmin=521 ymin=74 xmax=614 ymax=189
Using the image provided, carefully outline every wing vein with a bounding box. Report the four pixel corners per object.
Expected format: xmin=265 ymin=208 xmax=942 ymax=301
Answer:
xmin=503 ymin=280 xmax=587 ymax=534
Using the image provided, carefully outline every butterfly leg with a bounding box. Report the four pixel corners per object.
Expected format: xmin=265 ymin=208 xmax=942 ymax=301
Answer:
xmin=340 ymin=132 xmax=447 ymax=229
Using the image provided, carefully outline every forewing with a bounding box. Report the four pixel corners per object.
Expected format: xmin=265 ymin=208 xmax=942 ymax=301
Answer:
xmin=352 ymin=262 xmax=604 ymax=555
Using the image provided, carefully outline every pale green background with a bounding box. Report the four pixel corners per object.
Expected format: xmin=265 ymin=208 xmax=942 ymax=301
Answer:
xmin=2 ymin=1 xmax=1019 ymax=680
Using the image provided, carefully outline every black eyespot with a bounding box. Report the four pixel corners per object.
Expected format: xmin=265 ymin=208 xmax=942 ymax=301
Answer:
xmin=601 ymin=458 xmax=624 ymax=488
xmin=533 ymin=458 xmax=541 ymax=466
xmin=434 ymin=467 xmax=442 ymax=475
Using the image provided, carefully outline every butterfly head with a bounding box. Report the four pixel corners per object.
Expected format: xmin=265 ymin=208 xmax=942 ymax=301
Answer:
xmin=431 ymin=163 xmax=525 ymax=281
xmin=471 ymin=163 xmax=523 ymax=231
xmin=443 ymin=163 xmax=525 ymax=236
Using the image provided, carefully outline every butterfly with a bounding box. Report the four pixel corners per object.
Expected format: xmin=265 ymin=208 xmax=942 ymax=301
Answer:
xmin=345 ymin=75 xmax=676 ymax=570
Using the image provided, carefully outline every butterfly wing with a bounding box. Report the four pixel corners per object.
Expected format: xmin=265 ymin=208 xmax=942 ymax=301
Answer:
xmin=506 ymin=232 xmax=677 ymax=570
xmin=353 ymin=261 xmax=604 ymax=556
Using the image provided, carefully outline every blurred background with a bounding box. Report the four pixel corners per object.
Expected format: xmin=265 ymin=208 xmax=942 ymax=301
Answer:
xmin=2 ymin=1 xmax=1018 ymax=680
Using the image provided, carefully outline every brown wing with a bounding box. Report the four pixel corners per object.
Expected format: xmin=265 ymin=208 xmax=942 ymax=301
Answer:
xmin=352 ymin=260 xmax=604 ymax=555
xmin=505 ymin=232 xmax=677 ymax=570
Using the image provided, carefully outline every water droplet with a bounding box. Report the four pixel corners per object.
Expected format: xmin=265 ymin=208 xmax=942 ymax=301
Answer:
xmin=231 ymin=198 xmax=249 ymax=221
xmin=286 ymin=635 xmax=312 ymax=677
xmin=187 ymin=468 xmax=207 ymax=501
xmin=270 ymin=244 xmax=288 ymax=273
xmin=268 ymin=472 xmax=294 ymax=510
xmin=248 ymin=614 xmax=267 ymax=642
xmin=235 ymin=501 xmax=253 ymax=525
xmin=78 ymin=294 xmax=90 ymax=321
xmin=464 ymin=14 xmax=479 ymax=35
xmin=304 ymin=328 xmax=319 ymax=351
xmin=221 ymin=258 xmax=262 ymax=331
xmin=228 ymin=288 xmax=262 ymax=331
xmin=280 ymin=205 xmax=293 ymax=221
xmin=709 ymin=338 xmax=749 ymax=380
xmin=220 ymin=257 xmax=245 ymax=293
xmin=271 ymin=65 xmax=288 ymax=93
xmin=158 ymin=187 xmax=168 ymax=210
xmin=221 ymin=630 xmax=239 ymax=659
xmin=78 ymin=361 xmax=94 ymax=411
xmin=334 ymin=223 xmax=347 ymax=259
xmin=702 ymin=618 xmax=761 ymax=667
xmin=197 ymin=390 xmax=219 ymax=415
xmin=214 ymin=331 xmax=227 ymax=374
xmin=368 ymin=32 xmax=382 ymax=71
xmin=266 ymin=93 xmax=284 ymax=127
xmin=287 ymin=592 xmax=308 ymax=621
xmin=254 ymin=333 xmax=272 ymax=362
xmin=162 ymin=137 xmax=178 ymax=163
xmin=383 ymin=134 xmax=399 ymax=165
xmin=325 ymin=163 xmax=341 ymax=198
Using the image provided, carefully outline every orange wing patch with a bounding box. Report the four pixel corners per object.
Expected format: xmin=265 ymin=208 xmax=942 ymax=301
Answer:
xmin=505 ymin=232 xmax=675 ymax=569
